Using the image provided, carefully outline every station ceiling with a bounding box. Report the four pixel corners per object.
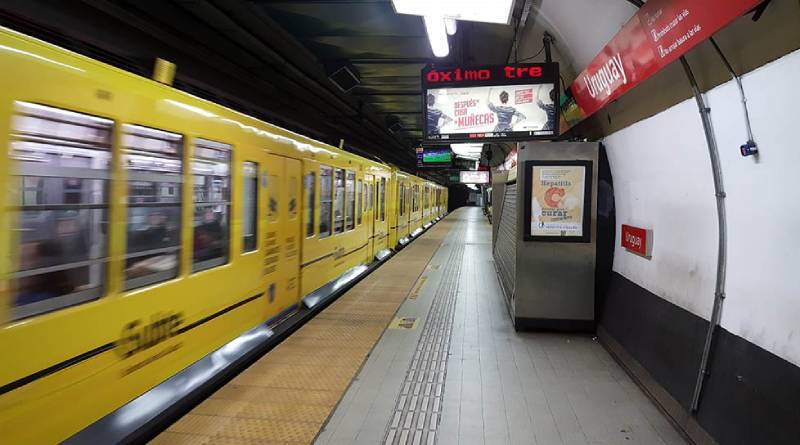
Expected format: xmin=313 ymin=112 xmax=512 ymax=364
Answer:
xmin=0 ymin=0 xmax=523 ymax=181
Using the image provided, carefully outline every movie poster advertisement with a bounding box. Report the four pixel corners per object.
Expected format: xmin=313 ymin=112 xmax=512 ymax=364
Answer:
xmin=530 ymin=165 xmax=586 ymax=237
xmin=426 ymin=83 xmax=557 ymax=141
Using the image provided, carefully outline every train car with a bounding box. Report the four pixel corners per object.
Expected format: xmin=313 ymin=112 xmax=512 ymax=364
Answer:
xmin=0 ymin=26 xmax=444 ymax=443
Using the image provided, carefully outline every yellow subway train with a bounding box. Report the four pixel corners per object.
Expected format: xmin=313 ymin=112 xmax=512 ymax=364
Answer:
xmin=0 ymin=26 xmax=447 ymax=443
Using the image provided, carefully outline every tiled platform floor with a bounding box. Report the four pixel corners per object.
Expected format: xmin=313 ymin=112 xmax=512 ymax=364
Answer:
xmin=316 ymin=207 xmax=688 ymax=445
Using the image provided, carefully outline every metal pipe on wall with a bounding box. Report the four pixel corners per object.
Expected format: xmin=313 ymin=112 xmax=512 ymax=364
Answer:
xmin=679 ymin=56 xmax=729 ymax=413
xmin=709 ymin=37 xmax=758 ymax=149
xmin=619 ymin=0 xmax=729 ymax=414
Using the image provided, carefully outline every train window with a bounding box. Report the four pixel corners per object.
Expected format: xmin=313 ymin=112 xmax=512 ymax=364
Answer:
xmin=346 ymin=171 xmax=356 ymax=231
xmin=333 ymin=169 xmax=345 ymax=234
xmin=399 ymin=183 xmax=405 ymax=217
xmin=356 ymin=179 xmax=363 ymax=225
xmin=9 ymin=102 xmax=112 ymax=320
xmin=192 ymin=138 xmax=231 ymax=272
xmin=122 ymin=124 xmax=183 ymax=290
xmin=368 ymin=180 xmax=373 ymax=211
xmin=289 ymin=176 xmax=298 ymax=220
xmin=380 ymin=178 xmax=386 ymax=222
xmin=319 ymin=165 xmax=332 ymax=238
xmin=268 ymin=174 xmax=279 ymax=223
xmin=374 ymin=181 xmax=379 ymax=221
xmin=242 ymin=162 xmax=258 ymax=252
xmin=304 ymin=171 xmax=315 ymax=237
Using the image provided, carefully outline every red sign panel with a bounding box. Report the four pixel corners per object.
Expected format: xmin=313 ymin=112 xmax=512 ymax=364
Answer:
xmin=621 ymin=224 xmax=651 ymax=257
xmin=562 ymin=0 xmax=762 ymax=130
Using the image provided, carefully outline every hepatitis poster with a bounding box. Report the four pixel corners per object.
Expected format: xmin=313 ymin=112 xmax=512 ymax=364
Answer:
xmin=530 ymin=165 xmax=586 ymax=237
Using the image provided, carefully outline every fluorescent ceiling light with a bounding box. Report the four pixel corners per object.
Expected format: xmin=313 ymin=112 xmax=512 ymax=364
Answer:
xmin=451 ymin=143 xmax=483 ymax=159
xmin=391 ymin=0 xmax=515 ymax=25
xmin=423 ymin=16 xmax=449 ymax=58
xmin=445 ymin=18 xmax=457 ymax=36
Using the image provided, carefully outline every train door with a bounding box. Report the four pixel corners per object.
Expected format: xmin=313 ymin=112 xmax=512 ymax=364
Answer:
xmin=263 ymin=154 xmax=301 ymax=318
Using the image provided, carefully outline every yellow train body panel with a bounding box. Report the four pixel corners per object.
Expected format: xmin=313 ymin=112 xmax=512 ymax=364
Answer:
xmin=0 ymin=26 xmax=446 ymax=443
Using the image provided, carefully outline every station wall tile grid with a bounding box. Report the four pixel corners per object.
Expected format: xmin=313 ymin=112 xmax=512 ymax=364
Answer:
xmin=150 ymin=218 xmax=454 ymax=445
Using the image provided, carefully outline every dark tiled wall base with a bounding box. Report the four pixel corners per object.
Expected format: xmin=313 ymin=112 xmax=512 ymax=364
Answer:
xmin=600 ymin=272 xmax=800 ymax=445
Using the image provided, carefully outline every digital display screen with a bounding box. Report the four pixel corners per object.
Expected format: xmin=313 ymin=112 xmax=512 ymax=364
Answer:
xmin=459 ymin=170 xmax=490 ymax=184
xmin=523 ymin=160 xmax=593 ymax=243
xmin=423 ymin=63 xmax=559 ymax=143
xmin=423 ymin=148 xmax=452 ymax=164
xmin=416 ymin=147 xmax=452 ymax=168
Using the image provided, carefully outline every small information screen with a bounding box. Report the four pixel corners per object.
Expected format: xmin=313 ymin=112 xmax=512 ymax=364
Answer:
xmin=416 ymin=146 xmax=453 ymax=168
xmin=422 ymin=63 xmax=560 ymax=143
xmin=524 ymin=160 xmax=592 ymax=242
xmin=459 ymin=170 xmax=489 ymax=184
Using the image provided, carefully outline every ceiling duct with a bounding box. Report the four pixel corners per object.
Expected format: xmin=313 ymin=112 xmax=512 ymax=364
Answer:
xmin=328 ymin=64 xmax=361 ymax=93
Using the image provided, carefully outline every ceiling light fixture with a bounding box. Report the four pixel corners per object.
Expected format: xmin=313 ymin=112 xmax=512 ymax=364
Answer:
xmin=391 ymin=0 xmax=515 ymax=25
xmin=451 ymin=143 xmax=484 ymax=160
xmin=423 ymin=16 xmax=450 ymax=58
xmin=445 ymin=18 xmax=458 ymax=36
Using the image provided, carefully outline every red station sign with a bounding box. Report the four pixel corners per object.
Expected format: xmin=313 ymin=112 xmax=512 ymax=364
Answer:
xmin=621 ymin=224 xmax=652 ymax=258
xmin=562 ymin=0 xmax=763 ymax=130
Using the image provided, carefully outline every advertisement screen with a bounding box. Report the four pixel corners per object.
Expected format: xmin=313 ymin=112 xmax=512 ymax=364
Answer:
xmin=423 ymin=63 xmax=559 ymax=143
xmin=416 ymin=147 xmax=452 ymax=168
xmin=423 ymin=147 xmax=452 ymax=164
xmin=530 ymin=165 xmax=585 ymax=237
xmin=459 ymin=170 xmax=490 ymax=184
xmin=524 ymin=160 xmax=592 ymax=242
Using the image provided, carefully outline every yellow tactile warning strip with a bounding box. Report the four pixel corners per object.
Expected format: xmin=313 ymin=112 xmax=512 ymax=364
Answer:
xmin=150 ymin=217 xmax=454 ymax=445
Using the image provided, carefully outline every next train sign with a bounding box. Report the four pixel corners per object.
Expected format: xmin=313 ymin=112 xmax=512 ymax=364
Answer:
xmin=422 ymin=63 xmax=560 ymax=144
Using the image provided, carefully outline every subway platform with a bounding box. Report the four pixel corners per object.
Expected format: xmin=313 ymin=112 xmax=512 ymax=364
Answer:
xmin=152 ymin=207 xmax=687 ymax=445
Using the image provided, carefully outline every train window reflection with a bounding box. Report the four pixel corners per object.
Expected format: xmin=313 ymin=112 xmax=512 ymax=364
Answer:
xmin=380 ymin=178 xmax=386 ymax=222
xmin=399 ymin=183 xmax=405 ymax=217
xmin=192 ymin=138 xmax=231 ymax=272
xmin=268 ymin=174 xmax=279 ymax=223
xmin=346 ymin=171 xmax=355 ymax=231
xmin=289 ymin=176 xmax=298 ymax=220
xmin=304 ymin=171 xmax=316 ymax=237
xmin=334 ymin=168 xmax=345 ymax=234
xmin=357 ymin=179 xmax=363 ymax=225
xmin=319 ymin=165 xmax=332 ymax=238
xmin=9 ymin=102 xmax=111 ymax=320
xmin=242 ymin=162 xmax=258 ymax=252
xmin=123 ymin=124 xmax=182 ymax=290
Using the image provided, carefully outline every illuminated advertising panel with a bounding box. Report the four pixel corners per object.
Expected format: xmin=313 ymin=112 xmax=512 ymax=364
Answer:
xmin=422 ymin=63 xmax=559 ymax=143
xmin=416 ymin=146 xmax=452 ymax=168
xmin=523 ymin=160 xmax=592 ymax=242
xmin=459 ymin=170 xmax=489 ymax=184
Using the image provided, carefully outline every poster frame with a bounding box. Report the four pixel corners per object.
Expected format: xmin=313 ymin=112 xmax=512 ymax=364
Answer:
xmin=523 ymin=159 xmax=592 ymax=243
xmin=421 ymin=63 xmax=560 ymax=144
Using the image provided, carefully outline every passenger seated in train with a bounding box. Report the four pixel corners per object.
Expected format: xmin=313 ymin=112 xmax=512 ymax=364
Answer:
xmin=15 ymin=240 xmax=77 ymax=306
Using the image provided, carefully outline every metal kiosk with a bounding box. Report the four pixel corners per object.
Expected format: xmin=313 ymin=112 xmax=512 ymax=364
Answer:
xmin=493 ymin=142 xmax=598 ymax=331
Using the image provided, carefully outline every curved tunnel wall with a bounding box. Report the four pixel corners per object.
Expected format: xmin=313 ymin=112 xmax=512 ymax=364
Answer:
xmin=600 ymin=48 xmax=800 ymax=444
